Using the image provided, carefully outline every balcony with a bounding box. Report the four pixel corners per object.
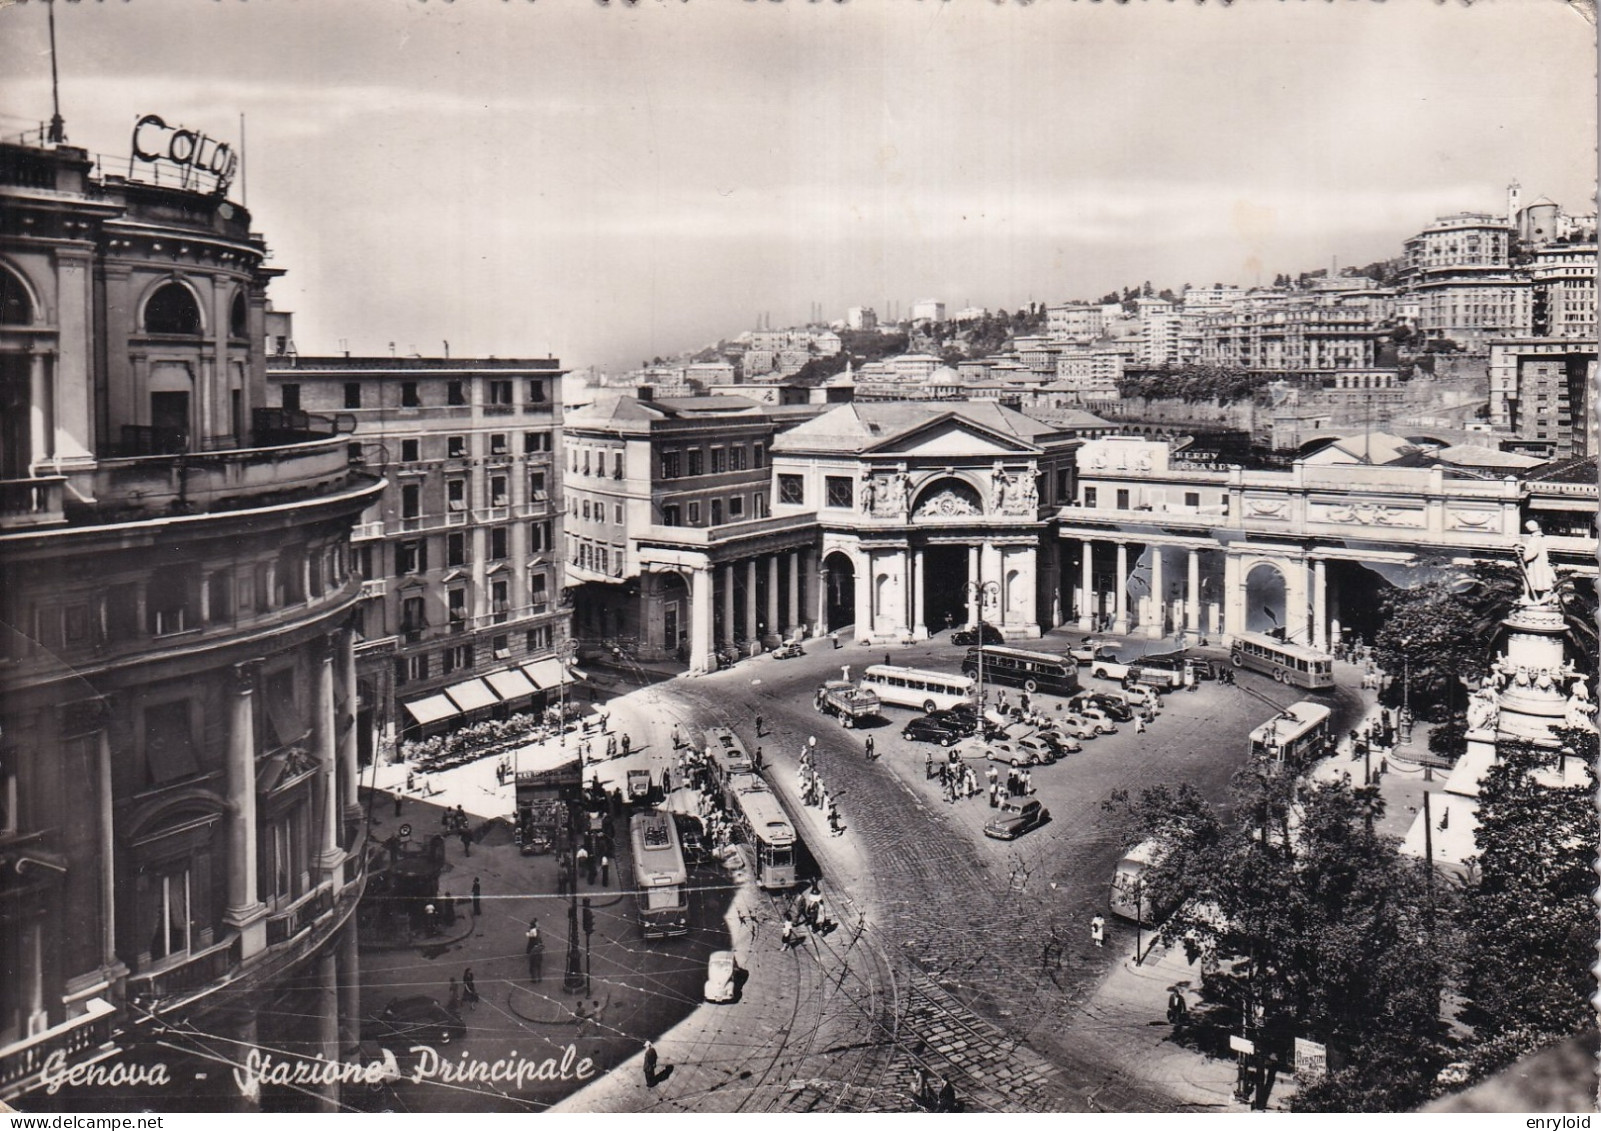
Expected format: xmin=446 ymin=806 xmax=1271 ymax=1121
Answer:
xmin=483 ymin=404 xmax=515 ymax=417
xmin=359 ymin=578 xmax=388 ymax=600
xmin=0 ymin=997 xmax=117 ymax=1101
xmin=75 ymin=436 xmax=368 ymax=525
xmin=352 ymin=520 xmax=385 ymax=541
xmin=264 ymin=884 xmax=334 ymax=946
xmin=0 ymin=476 xmax=66 ymax=531
xmin=125 ymin=935 xmax=241 ymax=1004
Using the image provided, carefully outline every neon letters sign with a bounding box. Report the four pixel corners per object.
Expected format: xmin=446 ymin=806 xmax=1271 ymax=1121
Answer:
xmin=131 ymin=114 xmax=238 ymax=195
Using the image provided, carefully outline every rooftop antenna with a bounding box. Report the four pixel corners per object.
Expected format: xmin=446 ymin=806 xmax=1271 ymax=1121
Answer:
xmin=239 ymin=113 xmax=247 ymax=206
xmin=46 ymin=0 xmax=66 ymax=143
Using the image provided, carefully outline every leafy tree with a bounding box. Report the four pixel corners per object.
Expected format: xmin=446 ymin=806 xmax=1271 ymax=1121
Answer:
xmin=1099 ymin=292 xmax=1120 ymax=305
xmin=1158 ymin=288 xmax=1177 ymax=303
xmin=1106 ymin=772 xmax=1452 ymax=1111
xmin=1458 ymin=729 xmax=1598 ymax=1081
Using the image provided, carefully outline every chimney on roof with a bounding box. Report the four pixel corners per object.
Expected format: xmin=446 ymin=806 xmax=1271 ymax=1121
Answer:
xmin=637 ymin=385 xmax=654 ymax=402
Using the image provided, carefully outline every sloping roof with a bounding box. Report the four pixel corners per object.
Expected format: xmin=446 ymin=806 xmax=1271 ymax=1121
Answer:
xmin=1434 ymin=444 xmax=1545 ymax=470
xmin=1302 ymin=431 xmax=1420 ymax=465
xmin=770 ymin=400 xmax=1064 ymax=455
xmin=1525 ymin=454 xmax=1598 ymax=484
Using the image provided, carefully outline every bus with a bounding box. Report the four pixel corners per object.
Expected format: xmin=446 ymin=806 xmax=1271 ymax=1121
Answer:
xmin=860 ymin=665 xmax=976 ymax=714
xmin=730 ymin=785 xmax=798 ymax=890
xmin=629 ymin=808 xmax=690 ymax=939
xmin=1248 ymin=701 xmax=1333 ymax=765
xmin=704 ymin=726 xmax=754 ymax=786
xmin=1229 ymin=632 xmax=1335 ymax=689
xmin=961 ymin=646 xmax=1080 ymax=697
xmin=1109 ymin=838 xmax=1176 ymax=926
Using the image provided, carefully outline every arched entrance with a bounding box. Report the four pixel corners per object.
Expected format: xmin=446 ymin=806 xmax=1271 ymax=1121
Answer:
xmin=923 ymin=545 xmax=970 ymax=631
xmin=1245 ymin=562 xmax=1289 ymax=636
xmin=822 ymin=551 xmax=855 ymax=633
xmin=1324 ymin=559 xmax=1393 ymax=650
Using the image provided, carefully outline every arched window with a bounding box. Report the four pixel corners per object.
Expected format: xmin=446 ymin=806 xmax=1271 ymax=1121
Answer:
xmin=144 ymin=282 xmax=202 ymax=335
xmin=229 ymin=291 xmax=248 ymax=339
xmin=0 ymin=265 xmax=34 ymax=326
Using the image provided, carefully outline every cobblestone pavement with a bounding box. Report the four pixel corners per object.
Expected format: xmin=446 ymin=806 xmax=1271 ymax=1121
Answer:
xmin=542 ymin=629 xmax=1371 ymax=1111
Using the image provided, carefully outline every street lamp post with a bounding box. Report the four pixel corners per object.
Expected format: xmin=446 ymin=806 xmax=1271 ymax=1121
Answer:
xmin=962 ymin=580 xmax=1001 ymax=713
xmin=1401 ymin=646 xmax=1413 ymax=746
xmin=557 ymin=639 xmax=586 ymax=994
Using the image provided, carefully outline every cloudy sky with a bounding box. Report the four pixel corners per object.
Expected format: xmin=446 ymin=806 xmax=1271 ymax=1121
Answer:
xmin=2 ymin=0 xmax=1593 ymax=371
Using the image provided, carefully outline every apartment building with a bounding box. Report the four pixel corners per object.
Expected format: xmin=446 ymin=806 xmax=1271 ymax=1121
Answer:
xmin=266 ymin=353 xmax=568 ymax=746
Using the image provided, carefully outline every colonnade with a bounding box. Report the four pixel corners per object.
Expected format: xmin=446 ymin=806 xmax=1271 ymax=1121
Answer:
xmin=684 ymin=546 xmax=819 ymax=673
xmin=1072 ymin=538 xmax=1335 ymax=649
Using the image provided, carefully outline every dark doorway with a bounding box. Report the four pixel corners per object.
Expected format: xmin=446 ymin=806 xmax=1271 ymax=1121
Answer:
xmin=922 ymin=545 xmax=970 ymax=632
xmin=150 ymin=391 xmax=191 ymax=453
xmin=822 ymin=551 xmax=855 ymax=633
xmin=0 ymin=356 xmax=29 ymax=479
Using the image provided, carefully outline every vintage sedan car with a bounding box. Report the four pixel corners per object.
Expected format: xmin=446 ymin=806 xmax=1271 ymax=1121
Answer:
xmin=1055 ymin=713 xmax=1102 ymax=740
xmin=704 ymin=950 xmax=739 ymax=1003
xmin=984 ymin=798 xmax=1051 ymax=840
xmin=928 ymin=706 xmax=980 ymax=737
xmin=952 ymin=622 xmax=1005 ymax=646
xmin=1033 ymin=729 xmax=1081 ymax=757
xmin=365 ymin=996 xmax=466 ymax=1047
xmin=1072 ymin=692 xmax=1134 ymax=722
xmin=903 ymin=714 xmax=966 ymax=746
xmin=984 ymin=740 xmax=1048 ymax=768
xmin=1070 ymin=639 xmax=1120 ymax=665
xmin=1073 ymin=706 xmax=1119 ymax=734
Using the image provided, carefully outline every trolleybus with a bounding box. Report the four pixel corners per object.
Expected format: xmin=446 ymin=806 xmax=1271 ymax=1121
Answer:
xmin=860 ymin=665 xmax=976 ymax=714
xmin=704 ymin=726 xmax=754 ymax=783
xmin=629 ymin=807 xmax=690 ymax=939
xmin=962 ymin=646 xmax=1080 ymax=697
xmin=1229 ymin=632 xmax=1335 ymax=689
xmin=1248 ymin=701 xmax=1333 ymax=765
xmin=730 ymin=785 xmax=798 ymax=890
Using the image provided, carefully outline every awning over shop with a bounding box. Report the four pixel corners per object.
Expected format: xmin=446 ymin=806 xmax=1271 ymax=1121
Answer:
xmin=404 ymin=694 xmax=459 ymax=725
xmin=444 ymin=678 xmax=499 ymax=712
xmin=522 ymin=658 xmax=573 ymax=689
xmin=485 ymin=667 xmax=537 ymax=701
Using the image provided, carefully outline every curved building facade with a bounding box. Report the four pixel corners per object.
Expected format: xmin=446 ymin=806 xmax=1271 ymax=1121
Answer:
xmin=0 ymin=137 xmax=381 ymax=1106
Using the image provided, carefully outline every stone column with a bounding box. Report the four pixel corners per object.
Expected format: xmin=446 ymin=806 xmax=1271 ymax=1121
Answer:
xmin=339 ymin=925 xmax=361 ymax=1056
xmin=766 ymin=555 xmax=780 ymax=640
xmin=1312 ymin=558 xmax=1328 ymax=652
xmin=720 ymin=564 xmax=736 ymax=650
xmin=340 ymin=629 xmax=360 ymax=831
xmin=912 ymin=548 xmax=926 ymax=639
xmin=854 ymin=550 xmax=873 ymax=641
xmin=1186 ymin=548 xmax=1201 ymax=634
xmin=1223 ymin=553 xmax=1243 ymax=642
xmin=1079 ymin=541 xmax=1094 ymax=631
xmin=690 ymin=565 xmax=716 ymax=673
xmin=787 ymin=551 xmax=800 ymax=634
xmin=744 ymin=558 xmax=759 ymax=645
xmin=1146 ymin=547 xmax=1165 ymax=638
xmin=50 ymin=248 xmax=96 ymax=465
xmin=811 ymin=550 xmax=827 ymax=633
xmin=315 ymin=946 xmax=341 ymax=1111
xmin=28 ymin=351 xmax=51 ymax=467
xmin=224 ymin=663 xmax=268 ymax=959
xmin=315 ymin=642 xmax=345 ymax=886
xmin=1113 ymin=543 xmax=1130 ymax=635
xmin=966 ymin=545 xmax=980 ymax=626
xmin=96 ymin=729 xmax=118 ymax=972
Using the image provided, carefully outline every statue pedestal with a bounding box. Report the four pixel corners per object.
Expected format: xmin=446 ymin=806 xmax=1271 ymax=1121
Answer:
xmin=1495 ymin=604 xmax=1572 ymax=749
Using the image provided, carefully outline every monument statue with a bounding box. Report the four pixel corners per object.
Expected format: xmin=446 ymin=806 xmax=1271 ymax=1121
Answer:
xmin=1517 ymin=520 xmax=1557 ymax=605
xmin=1466 ymin=683 xmax=1499 ymax=732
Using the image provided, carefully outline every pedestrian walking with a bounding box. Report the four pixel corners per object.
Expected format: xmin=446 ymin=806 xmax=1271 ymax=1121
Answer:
xmin=459 ymin=828 xmax=472 ymax=857
xmin=671 ymin=725 xmax=681 ymax=750
xmin=1091 ymin=914 xmax=1105 ymax=948
xmin=643 ymin=1041 xmax=659 ymax=1087
xmin=989 ymin=782 xmax=1000 ymax=807
xmin=1134 ymin=714 xmax=1146 ymax=735
xmin=462 ymin=968 xmax=479 ymax=1008
xmin=755 ymin=713 xmax=765 ymax=737
xmin=526 ymin=918 xmax=544 ymax=982
xmin=830 ymin=631 xmax=840 ymax=650
xmin=423 ymin=901 xmax=438 ymax=936
xmin=780 ymin=917 xmax=796 ymax=949
xmin=753 ymin=745 xmax=764 ymax=771
xmin=393 ymin=791 xmax=403 ymax=817
xmin=621 ymin=733 xmax=631 ymax=756
xmin=925 ymin=750 xmax=935 ymax=780
xmin=601 ymin=853 xmax=611 ymax=887
xmin=471 ymin=876 xmax=482 ymax=916
xmin=828 ymin=804 xmax=842 ymax=836
xmin=864 ymin=735 xmax=875 ymax=761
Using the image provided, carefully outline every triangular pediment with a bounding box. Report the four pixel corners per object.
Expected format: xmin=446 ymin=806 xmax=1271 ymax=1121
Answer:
xmin=867 ymin=415 xmax=1040 ymax=457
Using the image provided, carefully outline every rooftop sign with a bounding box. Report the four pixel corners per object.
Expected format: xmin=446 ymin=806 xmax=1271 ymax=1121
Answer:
xmin=131 ymin=114 xmax=238 ymax=196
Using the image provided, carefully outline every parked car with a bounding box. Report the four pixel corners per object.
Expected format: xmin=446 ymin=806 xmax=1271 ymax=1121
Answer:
xmin=1055 ymin=713 xmax=1100 ymax=740
xmin=1090 ymin=657 xmax=1132 ymax=682
xmin=1033 ymin=729 xmax=1081 ymax=757
xmin=1074 ymin=706 xmax=1119 ymax=734
xmin=1012 ymin=734 xmax=1059 ymax=764
xmin=704 ymin=951 xmax=739 ymax=1003
xmin=1070 ymin=639 xmax=1120 ymax=665
xmin=984 ymin=798 xmax=1051 ymax=840
xmin=903 ymin=715 xmax=966 ymax=746
xmin=929 ymin=706 xmax=980 ymax=736
xmin=952 ymin=622 xmax=1005 ymax=646
xmin=984 ymin=740 xmax=1047 ymax=767
xmin=1072 ymin=692 xmax=1134 ymax=722
xmin=365 ymin=996 xmax=466 ymax=1047
xmin=772 ymin=639 xmax=805 ymax=659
